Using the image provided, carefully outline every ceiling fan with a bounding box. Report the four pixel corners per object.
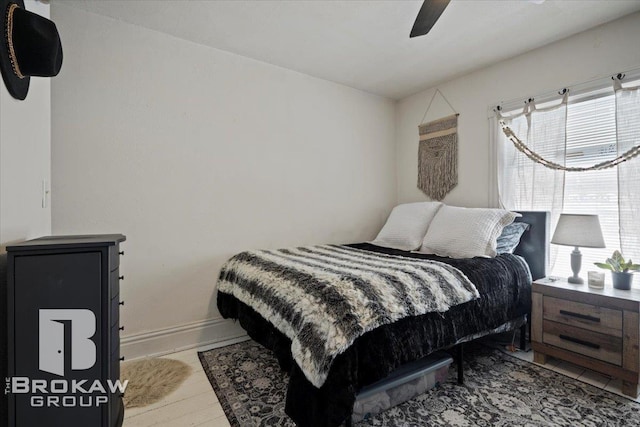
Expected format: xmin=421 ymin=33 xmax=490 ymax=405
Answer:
xmin=410 ymin=0 xmax=450 ymax=38
xmin=410 ymin=0 xmax=546 ymax=38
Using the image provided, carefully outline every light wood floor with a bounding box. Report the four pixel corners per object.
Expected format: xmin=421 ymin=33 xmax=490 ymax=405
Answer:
xmin=122 ymin=344 xmax=640 ymax=426
xmin=122 ymin=349 xmax=230 ymax=427
xmin=509 ymin=346 xmax=640 ymax=401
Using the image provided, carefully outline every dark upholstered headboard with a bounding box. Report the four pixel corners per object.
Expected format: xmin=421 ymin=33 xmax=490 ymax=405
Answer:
xmin=514 ymin=211 xmax=550 ymax=281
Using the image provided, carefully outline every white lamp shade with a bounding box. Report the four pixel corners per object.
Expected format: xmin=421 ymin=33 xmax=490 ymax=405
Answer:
xmin=551 ymin=214 xmax=606 ymax=248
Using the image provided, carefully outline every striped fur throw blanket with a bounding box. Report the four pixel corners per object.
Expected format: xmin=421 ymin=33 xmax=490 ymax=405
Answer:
xmin=216 ymin=244 xmax=479 ymax=388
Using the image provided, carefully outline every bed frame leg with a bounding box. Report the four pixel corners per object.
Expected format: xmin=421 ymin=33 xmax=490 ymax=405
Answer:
xmin=456 ymin=344 xmax=464 ymax=385
xmin=520 ymin=320 xmax=527 ymax=351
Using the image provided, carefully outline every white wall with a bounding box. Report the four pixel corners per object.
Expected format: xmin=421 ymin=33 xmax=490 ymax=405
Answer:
xmin=50 ymin=5 xmax=396 ymax=356
xmin=0 ymin=2 xmax=51 ymax=421
xmin=396 ymin=12 xmax=640 ymax=208
xmin=0 ymin=0 xmax=51 ymax=248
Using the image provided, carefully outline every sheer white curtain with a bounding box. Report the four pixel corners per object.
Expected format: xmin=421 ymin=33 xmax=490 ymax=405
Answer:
xmin=615 ymin=80 xmax=640 ymax=260
xmin=496 ymin=81 xmax=640 ymax=276
xmin=497 ymin=96 xmax=567 ymax=269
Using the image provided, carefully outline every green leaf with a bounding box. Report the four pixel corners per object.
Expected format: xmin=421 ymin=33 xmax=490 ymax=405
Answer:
xmin=594 ymin=262 xmax=613 ymax=271
xmin=629 ymin=264 xmax=640 ymax=271
xmin=607 ymin=257 xmax=622 ymax=272
xmin=612 ymin=250 xmax=625 ymax=264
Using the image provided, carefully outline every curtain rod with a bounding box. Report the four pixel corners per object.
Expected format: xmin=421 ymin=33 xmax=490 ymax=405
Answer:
xmin=490 ymin=66 xmax=640 ymax=115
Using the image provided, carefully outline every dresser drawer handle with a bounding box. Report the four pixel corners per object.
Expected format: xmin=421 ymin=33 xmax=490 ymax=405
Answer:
xmin=559 ymin=310 xmax=600 ymax=323
xmin=119 ymin=275 xmax=124 ymax=281
xmin=119 ymin=301 xmax=124 ymax=306
xmin=558 ymin=334 xmax=600 ymax=350
xmin=119 ymin=326 xmax=124 ymax=331
xmin=119 ymin=251 xmax=124 ymax=256
xmin=120 ymin=357 xmax=125 ymax=361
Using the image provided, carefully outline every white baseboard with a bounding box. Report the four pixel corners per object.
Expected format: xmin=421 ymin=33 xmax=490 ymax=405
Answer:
xmin=120 ymin=317 xmax=248 ymax=360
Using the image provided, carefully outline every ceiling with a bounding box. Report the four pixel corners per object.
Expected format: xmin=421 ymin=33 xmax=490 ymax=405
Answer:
xmin=56 ymin=0 xmax=640 ymax=100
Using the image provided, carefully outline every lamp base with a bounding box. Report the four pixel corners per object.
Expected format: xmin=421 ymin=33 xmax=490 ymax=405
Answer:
xmin=568 ymin=276 xmax=584 ymax=284
xmin=568 ymin=247 xmax=584 ymax=285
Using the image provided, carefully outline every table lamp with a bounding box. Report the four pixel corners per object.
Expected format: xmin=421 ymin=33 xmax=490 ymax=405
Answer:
xmin=551 ymin=214 xmax=605 ymax=284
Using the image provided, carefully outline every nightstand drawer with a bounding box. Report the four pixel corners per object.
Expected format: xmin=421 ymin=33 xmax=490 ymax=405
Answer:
xmin=543 ymin=320 xmax=622 ymax=366
xmin=543 ymin=296 xmax=622 ymax=337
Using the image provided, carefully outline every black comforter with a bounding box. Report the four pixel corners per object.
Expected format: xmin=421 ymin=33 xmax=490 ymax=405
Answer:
xmin=216 ymin=243 xmax=532 ymax=427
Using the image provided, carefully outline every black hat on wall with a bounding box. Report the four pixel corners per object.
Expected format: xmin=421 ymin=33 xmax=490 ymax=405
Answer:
xmin=0 ymin=0 xmax=63 ymax=100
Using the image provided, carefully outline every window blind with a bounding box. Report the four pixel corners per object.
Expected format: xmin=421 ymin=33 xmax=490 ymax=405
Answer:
xmin=553 ymin=93 xmax=620 ymax=278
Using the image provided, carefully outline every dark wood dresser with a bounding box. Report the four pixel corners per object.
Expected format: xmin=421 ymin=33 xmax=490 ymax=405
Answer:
xmin=6 ymin=234 xmax=126 ymax=427
xmin=532 ymin=277 xmax=640 ymax=397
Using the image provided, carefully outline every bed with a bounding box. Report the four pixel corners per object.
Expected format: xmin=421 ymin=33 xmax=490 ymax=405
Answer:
xmin=216 ymin=210 xmax=549 ymax=427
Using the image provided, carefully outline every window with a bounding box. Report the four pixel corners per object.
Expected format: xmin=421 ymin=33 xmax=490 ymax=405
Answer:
xmin=497 ymin=80 xmax=640 ymax=278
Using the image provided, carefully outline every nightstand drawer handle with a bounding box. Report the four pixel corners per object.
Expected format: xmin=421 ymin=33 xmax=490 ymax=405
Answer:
xmin=558 ymin=334 xmax=600 ymax=350
xmin=559 ymin=310 xmax=600 ymax=323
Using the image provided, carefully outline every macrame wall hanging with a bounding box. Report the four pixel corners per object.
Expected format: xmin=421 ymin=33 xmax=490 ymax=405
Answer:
xmin=417 ymin=89 xmax=459 ymax=201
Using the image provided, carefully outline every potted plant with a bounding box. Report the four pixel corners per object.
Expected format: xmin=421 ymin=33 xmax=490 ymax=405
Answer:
xmin=594 ymin=250 xmax=640 ymax=290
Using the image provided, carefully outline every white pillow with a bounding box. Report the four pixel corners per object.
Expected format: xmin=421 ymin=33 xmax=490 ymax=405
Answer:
xmin=371 ymin=202 xmax=443 ymax=251
xmin=419 ymin=206 xmax=520 ymax=258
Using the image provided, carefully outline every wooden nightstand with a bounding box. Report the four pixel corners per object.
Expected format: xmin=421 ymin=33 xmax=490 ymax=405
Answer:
xmin=532 ymin=277 xmax=640 ymax=397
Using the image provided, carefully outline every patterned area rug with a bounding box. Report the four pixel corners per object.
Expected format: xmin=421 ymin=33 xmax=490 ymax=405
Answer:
xmin=198 ymin=340 xmax=640 ymax=426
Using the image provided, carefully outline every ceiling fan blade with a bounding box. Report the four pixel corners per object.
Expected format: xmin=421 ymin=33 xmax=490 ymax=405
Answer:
xmin=410 ymin=0 xmax=451 ymax=38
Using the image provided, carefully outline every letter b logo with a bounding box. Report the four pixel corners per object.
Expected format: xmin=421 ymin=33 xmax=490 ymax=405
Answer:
xmin=39 ymin=309 xmax=97 ymax=377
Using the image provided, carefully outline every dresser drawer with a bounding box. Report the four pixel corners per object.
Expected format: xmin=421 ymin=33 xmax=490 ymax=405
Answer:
xmin=111 ymin=294 xmax=120 ymax=327
xmin=110 ymin=350 xmax=120 ymax=382
xmin=110 ymin=393 xmax=123 ymax=427
xmin=111 ymin=324 xmax=121 ymax=356
xmin=110 ymin=269 xmax=120 ymax=299
xmin=109 ymin=245 xmax=120 ymax=272
xmin=109 ymin=350 xmax=122 ymax=425
xmin=543 ymin=296 xmax=622 ymax=337
xmin=543 ymin=320 xmax=622 ymax=366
